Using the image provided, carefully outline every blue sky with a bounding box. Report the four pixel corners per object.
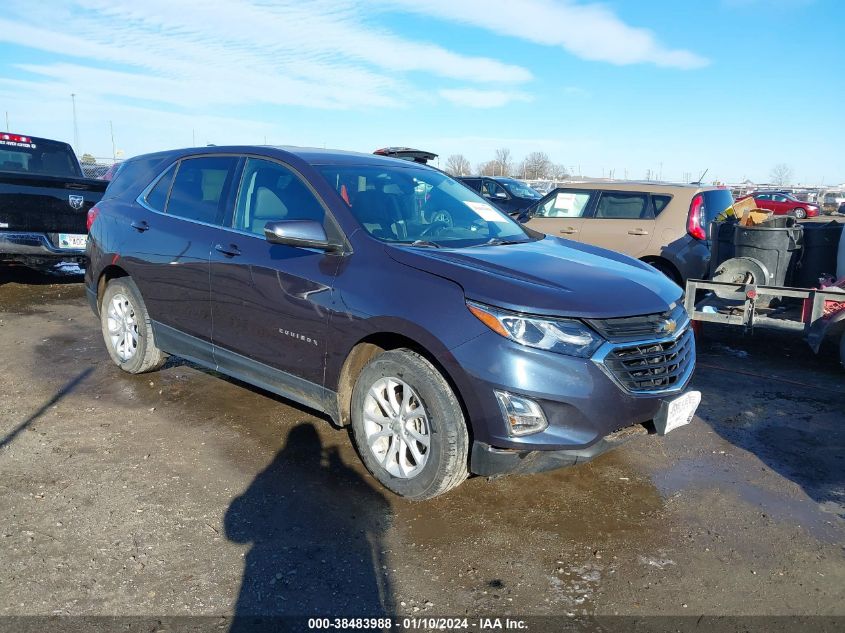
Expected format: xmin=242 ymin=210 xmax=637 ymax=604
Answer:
xmin=0 ymin=0 xmax=841 ymax=184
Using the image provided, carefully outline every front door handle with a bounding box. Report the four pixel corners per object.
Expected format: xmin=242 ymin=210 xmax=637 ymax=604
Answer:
xmin=628 ymin=228 xmax=649 ymax=235
xmin=130 ymin=220 xmax=149 ymax=232
xmin=215 ymin=243 xmax=242 ymax=257
xmin=559 ymin=227 xmax=578 ymax=235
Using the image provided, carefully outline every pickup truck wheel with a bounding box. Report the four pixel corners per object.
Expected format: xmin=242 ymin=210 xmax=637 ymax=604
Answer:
xmin=100 ymin=278 xmax=166 ymax=374
xmin=350 ymin=349 xmax=468 ymax=500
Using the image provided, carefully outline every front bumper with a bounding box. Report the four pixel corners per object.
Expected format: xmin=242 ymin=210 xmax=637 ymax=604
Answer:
xmin=0 ymin=232 xmax=86 ymax=267
xmin=447 ymin=327 xmax=694 ymax=475
xmin=471 ymin=424 xmax=649 ymax=476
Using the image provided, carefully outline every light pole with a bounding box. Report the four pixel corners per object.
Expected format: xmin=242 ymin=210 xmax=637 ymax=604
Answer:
xmin=71 ymin=93 xmax=80 ymax=155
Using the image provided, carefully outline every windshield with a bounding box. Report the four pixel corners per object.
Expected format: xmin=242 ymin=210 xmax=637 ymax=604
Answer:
xmin=0 ymin=140 xmax=81 ymax=178
xmin=318 ymin=164 xmax=533 ymax=248
xmin=498 ymin=179 xmax=541 ymax=199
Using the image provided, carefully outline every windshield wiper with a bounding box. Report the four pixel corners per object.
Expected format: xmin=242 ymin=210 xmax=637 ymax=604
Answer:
xmin=470 ymin=238 xmax=527 ymax=247
xmin=406 ymin=240 xmax=442 ymax=248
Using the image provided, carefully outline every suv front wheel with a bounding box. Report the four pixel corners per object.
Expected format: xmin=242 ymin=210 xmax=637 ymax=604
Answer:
xmin=350 ymin=349 xmax=469 ymax=499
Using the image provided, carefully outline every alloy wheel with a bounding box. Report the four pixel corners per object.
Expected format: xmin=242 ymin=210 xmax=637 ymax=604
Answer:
xmin=362 ymin=377 xmax=431 ymax=478
xmin=106 ymin=293 xmax=139 ymax=362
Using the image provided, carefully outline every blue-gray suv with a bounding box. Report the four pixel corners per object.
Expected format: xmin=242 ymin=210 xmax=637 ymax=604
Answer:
xmin=85 ymin=146 xmax=699 ymax=499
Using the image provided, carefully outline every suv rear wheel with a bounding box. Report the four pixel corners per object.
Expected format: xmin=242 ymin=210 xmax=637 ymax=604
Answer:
xmin=100 ymin=277 xmax=166 ymax=374
xmin=350 ymin=349 xmax=468 ymax=499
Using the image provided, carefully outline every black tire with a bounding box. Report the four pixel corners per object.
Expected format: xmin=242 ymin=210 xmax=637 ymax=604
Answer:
xmin=100 ymin=277 xmax=166 ymax=374
xmin=350 ymin=349 xmax=469 ymax=500
xmin=646 ymin=260 xmax=682 ymax=287
xmin=793 ymin=208 xmax=807 ymax=219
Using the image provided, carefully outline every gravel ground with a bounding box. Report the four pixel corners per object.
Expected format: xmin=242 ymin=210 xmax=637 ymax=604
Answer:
xmin=0 ymin=265 xmax=842 ymax=623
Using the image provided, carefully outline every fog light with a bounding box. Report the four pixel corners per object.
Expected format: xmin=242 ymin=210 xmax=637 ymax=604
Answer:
xmin=494 ymin=390 xmax=548 ymax=436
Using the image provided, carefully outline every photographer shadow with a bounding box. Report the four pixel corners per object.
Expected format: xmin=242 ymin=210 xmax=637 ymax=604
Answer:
xmin=225 ymin=423 xmax=394 ymax=630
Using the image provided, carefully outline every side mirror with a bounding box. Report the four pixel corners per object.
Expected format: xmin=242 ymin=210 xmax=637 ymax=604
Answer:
xmin=264 ymin=220 xmax=341 ymax=252
xmin=494 ymin=191 xmax=508 ymax=200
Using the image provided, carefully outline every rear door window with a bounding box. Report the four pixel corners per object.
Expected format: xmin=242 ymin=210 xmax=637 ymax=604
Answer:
xmin=166 ymin=156 xmax=238 ymax=225
xmin=594 ymin=192 xmax=652 ymax=219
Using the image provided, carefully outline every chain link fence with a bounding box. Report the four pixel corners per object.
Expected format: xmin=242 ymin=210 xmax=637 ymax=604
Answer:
xmin=79 ymin=156 xmax=121 ymax=180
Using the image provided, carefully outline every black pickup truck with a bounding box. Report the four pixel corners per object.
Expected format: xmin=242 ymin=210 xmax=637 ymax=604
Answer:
xmin=0 ymin=133 xmax=106 ymax=270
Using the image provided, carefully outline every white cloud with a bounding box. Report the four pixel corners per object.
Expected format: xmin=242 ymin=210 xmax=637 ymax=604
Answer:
xmin=439 ymin=88 xmax=532 ymax=108
xmin=0 ymin=0 xmax=535 ymax=114
xmin=380 ymin=0 xmax=709 ymax=69
xmin=0 ymin=0 xmax=540 ymax=154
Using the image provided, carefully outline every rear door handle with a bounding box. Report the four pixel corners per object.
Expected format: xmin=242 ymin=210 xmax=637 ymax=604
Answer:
xmin=628 ymin=228 xmax=649 ymax=235
xmin=130 ymin=220 xmax=149 ymax=232
xmin=215 ymin=243 xmax=242 ymax=257
xmin=559 ymin=227 xmax=578 ymax=235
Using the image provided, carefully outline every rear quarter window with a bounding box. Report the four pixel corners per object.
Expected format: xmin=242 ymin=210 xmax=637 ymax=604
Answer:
xmin=106 ymin=155 xmax=174 ymax=201
xmin=460 ymin=178 xmax=482 ymax=192
xmin=652 ymin=195 xmax=672 ymax=216
xmin=144 ymin=165 xmax=176 ymax=212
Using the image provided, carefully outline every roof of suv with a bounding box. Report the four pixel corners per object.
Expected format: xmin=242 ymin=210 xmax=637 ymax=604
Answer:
xmin=125 ymin=145 xmax=435 ymax=170
xmin=558 ymin=180 xmax=724 ymax=194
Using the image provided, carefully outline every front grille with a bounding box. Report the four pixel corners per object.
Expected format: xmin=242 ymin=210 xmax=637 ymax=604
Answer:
xmin=588 ymin=302 xmax=688 ymax=343
xmin=602 ymin=327 xmax=694 ymax=393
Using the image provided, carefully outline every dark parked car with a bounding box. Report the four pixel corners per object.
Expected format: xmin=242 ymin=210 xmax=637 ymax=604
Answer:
xmin=85 ymin=146 xmax=699 ymax=499
xmin=0 ymin=133 xmax=106 ymax=269
xmin=736 ymin=191 xmax=820 ymax=219
xmin=458 ymin=176 xmax=542 ymax=216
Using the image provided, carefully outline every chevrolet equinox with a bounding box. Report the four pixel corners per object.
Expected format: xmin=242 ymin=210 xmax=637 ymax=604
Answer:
xmin=85 ymin=146 xmax=700 ymax=499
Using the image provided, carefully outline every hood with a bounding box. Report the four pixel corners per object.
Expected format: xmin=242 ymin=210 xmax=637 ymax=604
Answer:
xmin=387 ymin=236 xmax=682 ymax=319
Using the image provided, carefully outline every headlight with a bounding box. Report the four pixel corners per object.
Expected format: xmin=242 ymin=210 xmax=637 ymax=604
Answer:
xmin=467 ymin=301 xmax=603 ymax=358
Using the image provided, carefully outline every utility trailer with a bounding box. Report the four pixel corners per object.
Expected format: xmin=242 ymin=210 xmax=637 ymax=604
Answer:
xmin=684 ymin=279 xmax=845 ymax=369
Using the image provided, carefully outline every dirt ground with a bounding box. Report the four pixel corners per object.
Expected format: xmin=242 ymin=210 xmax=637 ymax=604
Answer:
xmin=0 ymin=264 xmax=843 ymax=624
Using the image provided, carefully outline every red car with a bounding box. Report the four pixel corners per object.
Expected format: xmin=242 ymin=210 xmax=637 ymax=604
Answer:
xmin=738 ymin=191 xmax=820 ymax=219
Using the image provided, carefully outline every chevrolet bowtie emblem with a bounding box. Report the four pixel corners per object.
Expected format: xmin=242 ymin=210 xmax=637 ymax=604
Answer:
xmin=659 ymin=318 xmax=677 ymax=335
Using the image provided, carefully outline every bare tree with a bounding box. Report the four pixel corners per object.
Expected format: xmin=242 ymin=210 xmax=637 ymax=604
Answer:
xmin=770 ymin=163 xmax=794 ymax=186
xmin=477 ymin=161 xmax=498 ymax=176
xmin=519 ymin=151 xmax=553 ymax=180
xmin=551 ymin=164 xmax=569 ymax=180
xmin=444 ymin=154 xmax=471 ymax=176
xmin=492 ymin=148 xmax=512 ymax=177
